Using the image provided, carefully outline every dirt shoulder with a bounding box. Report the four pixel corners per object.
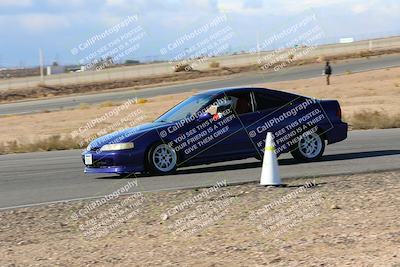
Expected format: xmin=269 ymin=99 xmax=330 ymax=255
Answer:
xmin=1 ymin=66 xmax=400 ymax=154
xmin=1 ymin=48 xmax=400 ymax=103
xmin=1 ymin=171 xmax=399 ymax=266
xmin=263 ymin=66 xmax=400 ymax=117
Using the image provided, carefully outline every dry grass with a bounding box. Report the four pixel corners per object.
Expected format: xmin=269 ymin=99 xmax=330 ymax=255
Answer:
xmin=174 ymin=64 xmax=192 ymax=72
xmin=1 ymin=66 xmax=400 ymax=154
xmin=0 ymin=92 xmax=193 ymax=154
xmin=2 ymin=48 xmax=400 ymax=104
xmin=260 ymin=67 xmax=400 ymax=127
xmin=136 ymin=98 xmax=148 ymax=104
xmin=78 ymin=103 xmax=90 ymax=110
xmin=1 ymin=111 xmax=396 ymax=154
xmin=209 ymin=61 xmax=220 ymax=68
xmin=99 ymin=101 xmax=117 ymax=108
xmin=0 ymin=135 xmax=82 ymax=155
xmin=346 ymin=110 xmax=400 ymax=129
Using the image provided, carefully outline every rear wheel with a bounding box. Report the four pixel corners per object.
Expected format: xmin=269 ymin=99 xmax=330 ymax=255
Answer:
xmin=147 ymin=143 xmax=178 ymax=174
xmin=291 ymin=132 xmax=325 ymax=162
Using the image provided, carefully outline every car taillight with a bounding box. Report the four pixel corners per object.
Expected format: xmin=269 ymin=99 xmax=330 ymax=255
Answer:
xmin=336 ymin=106 xmax=342 ymax=120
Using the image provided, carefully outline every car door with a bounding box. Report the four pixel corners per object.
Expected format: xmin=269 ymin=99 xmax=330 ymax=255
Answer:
xmin=245 ymin=90 xmax=296 ymax=157
xmin=199 ymin=90 xmax=256 ymax=159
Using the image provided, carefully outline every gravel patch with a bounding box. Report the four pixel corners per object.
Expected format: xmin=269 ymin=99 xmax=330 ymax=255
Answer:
xmin=0 ymin=171 xmax=399 ymax=266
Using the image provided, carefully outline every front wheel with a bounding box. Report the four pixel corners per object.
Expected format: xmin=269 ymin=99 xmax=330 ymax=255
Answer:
xmin=147 ymin=143 xmax=178 ymax=174
xmin=291 ymin=132 xmax=325 ymax=162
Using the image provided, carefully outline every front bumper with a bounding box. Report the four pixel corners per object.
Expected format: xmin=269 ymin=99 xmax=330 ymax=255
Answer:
xmin=82 ymin=149 xmax=145 ymax=174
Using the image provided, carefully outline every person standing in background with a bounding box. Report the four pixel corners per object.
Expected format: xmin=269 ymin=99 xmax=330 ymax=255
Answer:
xmin=324 ymin=61 xmax=332 ymax=85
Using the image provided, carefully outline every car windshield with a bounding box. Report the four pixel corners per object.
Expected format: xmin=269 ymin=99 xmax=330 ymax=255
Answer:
xmin=155 ymin=94 xmax=214 ymax=123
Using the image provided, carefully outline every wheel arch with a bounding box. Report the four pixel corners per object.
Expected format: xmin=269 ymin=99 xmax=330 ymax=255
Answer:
xmin=143 ymin=139 xmax=182 ymax=171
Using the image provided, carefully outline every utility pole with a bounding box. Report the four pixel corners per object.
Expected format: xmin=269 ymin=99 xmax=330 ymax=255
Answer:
xmin=39 ymin=48 xmax=44 ymax=82
xmin=257 ymin=31 xmax=261 ymax=62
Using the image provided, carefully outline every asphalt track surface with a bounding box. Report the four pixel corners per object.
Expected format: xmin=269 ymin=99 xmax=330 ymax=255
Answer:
xmin=1 ymin=128 xmax=399 ymax=210
xmin=1 ymin=54 xmax=400 ymax=115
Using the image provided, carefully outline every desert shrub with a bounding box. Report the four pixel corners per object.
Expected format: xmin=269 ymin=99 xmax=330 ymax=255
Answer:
xmin=0 ymin=135 xmax=82 ymax=154
xmin=136 ymin=98 xmax=148 ymax=104
xmin=209 ymin=61 xmax=220 ymax=68
xmin=78 ymin=103 xmax=90 ymax=109
xmin=99 ymin=101 xmax=116 ymax=108
xmin=348 ymin=110 xmax=400 ymax=129
xmin=317 ymin=56 xmax=325 ymax=62
xmin=174 ymin=64 xmax=193 ymax=72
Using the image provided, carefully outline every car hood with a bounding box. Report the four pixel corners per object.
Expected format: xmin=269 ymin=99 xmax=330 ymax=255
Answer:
xmin=87 ymin=122 xmax=167 ymax=150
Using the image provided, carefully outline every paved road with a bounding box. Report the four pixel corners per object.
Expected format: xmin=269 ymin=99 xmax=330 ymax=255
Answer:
xmin=0 ymin=128 xmax=399 ymax=210
xmin=1 ymin=54 xmax=400 ymax=115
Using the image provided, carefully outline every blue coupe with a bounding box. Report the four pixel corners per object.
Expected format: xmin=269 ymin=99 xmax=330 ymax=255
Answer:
xmin=82 ymin=87 xmax=348 ymax=175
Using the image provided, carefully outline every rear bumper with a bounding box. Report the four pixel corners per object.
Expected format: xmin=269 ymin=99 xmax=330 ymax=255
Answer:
xmin=323 ymin=122 xmax=348 ymax=144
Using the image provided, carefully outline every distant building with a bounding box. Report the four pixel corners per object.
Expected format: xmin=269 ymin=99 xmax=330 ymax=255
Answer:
xmin=339 ymin=37 xmax=354 ymax=44
xmin=46 ymin=65 xmax=66 ymax=75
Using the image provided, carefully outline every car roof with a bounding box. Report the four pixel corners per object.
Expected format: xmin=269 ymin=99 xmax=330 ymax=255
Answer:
xmin=196 ymin=87 xmax=303 ymax=99
xmin=197 ymin=87 xmax=257 ymax=95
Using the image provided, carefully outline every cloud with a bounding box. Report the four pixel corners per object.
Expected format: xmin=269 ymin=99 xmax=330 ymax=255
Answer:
xmin=104 ymin=0 xmax=217 ymax=13
xmin=1 ymin=0 xmax=399 ymax=67
xmin=346 ymin=0 xmax=400 ymax=17
xmin=351 ymin=4 xmax=369 ymax=14
xmin=17 ymin=14 xmax=70 ymax=32
xmin=46 ymin=0 xmax=86 ymax=5
xmin=216 ymin=0 xmax=370 ymax=15
xmin=105 ymin=0 xmax=128 ymax=6
xmin=0 ymin=0 xmax=32 ymax=7
xmin=243 ymin=0 xmax=263 ymax=9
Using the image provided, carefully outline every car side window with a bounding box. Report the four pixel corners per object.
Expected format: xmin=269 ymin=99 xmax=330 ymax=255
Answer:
xmin=225 ymin=92 xmax=253 ymax=115
xmin=254 ymin=92 xmax=288 ymax=111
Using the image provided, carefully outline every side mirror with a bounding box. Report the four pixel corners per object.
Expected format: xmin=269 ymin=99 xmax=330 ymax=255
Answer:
xmin=197 ymin=112 xmax=211 ymax=122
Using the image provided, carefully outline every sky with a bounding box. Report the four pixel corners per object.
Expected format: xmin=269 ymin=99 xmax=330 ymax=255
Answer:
xmin=0 ymin=0 xmax=399 ymax=67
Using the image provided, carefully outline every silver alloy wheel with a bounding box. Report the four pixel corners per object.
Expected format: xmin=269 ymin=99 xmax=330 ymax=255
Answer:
xmin=152 ymin=144 xmax=177 ymax=172
xmin=298 ymin=132 xmax=323 ymax=159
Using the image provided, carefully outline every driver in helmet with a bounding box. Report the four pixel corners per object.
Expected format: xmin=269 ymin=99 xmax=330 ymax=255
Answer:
xmin=207 ymin=97 xmax=237 ymax=120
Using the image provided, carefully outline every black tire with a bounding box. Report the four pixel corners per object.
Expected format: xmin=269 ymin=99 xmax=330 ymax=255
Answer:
xmin=291 ymin=132 xmax=325 ymax=162
xmin=254 ymin=153 xmax=263 ymax=161
xmin=147 ymin=142 xmax=178 ymax=174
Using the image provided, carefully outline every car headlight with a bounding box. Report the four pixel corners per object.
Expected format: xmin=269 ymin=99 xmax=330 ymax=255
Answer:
xmin=100 ymin=142 xmax=134 ymax=151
